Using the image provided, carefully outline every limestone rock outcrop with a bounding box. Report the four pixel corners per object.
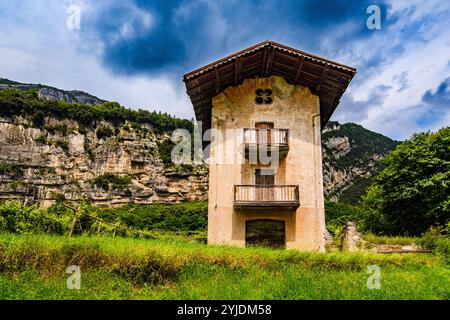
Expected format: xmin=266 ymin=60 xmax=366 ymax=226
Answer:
xmin=0 ymin=116 xmax=207 ymax=206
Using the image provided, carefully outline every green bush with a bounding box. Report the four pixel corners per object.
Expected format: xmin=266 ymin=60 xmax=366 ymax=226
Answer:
xmin=54 ymin=139 xmax=69 ymax=152
xmin=91 ymin=173 xmax=131 ymax=191
xmin=31 ymin=110 xmax=45 ymax=128
xmin=96 ymin=126 xmax=114 ymax=140
xmin=363 ymin=127 xmax=450 ymax=236
xmin=418 ymin=224 xmax=450 ymax=264
xmin=97 ymin=201 xmax=208 ymax=232
xmin=37 ymin=167 xmax=56 ymax=175
xmin=0 ymin=163 xmax=24 ymax=177
xmin=157 ymin=138 xmax=195 ymax=171
xmin=34 ymin=134 xmax=47 ymax=144
xmin=157 ymin=139 xmax=176 ymax=166
xmin=325 ymin=200 xmax=364 ymax=236
xmin=44 ymin=124 xmax=68 ymax=136
xmin=78 ymin=126 xmax=87 ymax=135
xmin=83 ymin=142 xmax=95 ymax=161
xmin=0 ymin=200 xmax=207 ymax=237
xmin=0 ymin=201 xmax=68 ymax=234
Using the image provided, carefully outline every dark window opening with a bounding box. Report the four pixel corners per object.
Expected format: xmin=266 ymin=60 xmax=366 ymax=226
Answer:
xmin=255 ymin=88 xmax=273 ymax=104
xmin=245 ymin=219 xmax=285 ymax=248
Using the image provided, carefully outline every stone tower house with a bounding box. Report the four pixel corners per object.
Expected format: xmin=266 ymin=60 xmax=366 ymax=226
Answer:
xmin=183 ymin=41 xmax=355 ymax=251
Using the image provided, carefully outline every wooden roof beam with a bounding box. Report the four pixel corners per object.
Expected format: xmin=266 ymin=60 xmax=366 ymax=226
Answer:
xmin=234 ymin=57 xmax=242 ymax=86
xmin=212 ymin=67 xmax=221 ymax=94
xmin=264 ymin=47 xmax=275 ymax=76
xmin=316 ymin=66 xmax=329 ymax=93
xmin=261 ymin=46 xmax=269 ymax=76
xmin=293 ymin=56 xmax=305 ymax=83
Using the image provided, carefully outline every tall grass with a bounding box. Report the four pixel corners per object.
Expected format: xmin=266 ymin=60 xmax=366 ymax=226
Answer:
xmin=0 ymin=233 xmax=448 ymax=300
xmin=363 ymin=234 xmax=420 ymax=245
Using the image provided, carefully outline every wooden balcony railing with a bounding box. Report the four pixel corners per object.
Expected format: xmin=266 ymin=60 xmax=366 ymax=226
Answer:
xmin=243 ymin=128 xmax=289 ymax=146
xmin=243 ymin=129 xmax=290 ymax=161
xmin=234 ymin=185 xmax=299 ymax=209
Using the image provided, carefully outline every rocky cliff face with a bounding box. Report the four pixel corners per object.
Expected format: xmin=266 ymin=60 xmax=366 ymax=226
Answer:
xmin=321 ymin=121 xmax=398 ymax=203
xmin=0 ymin=78 xmax=104 ymax=105
xmin=0 ymin=116 xmax=207 ymax=206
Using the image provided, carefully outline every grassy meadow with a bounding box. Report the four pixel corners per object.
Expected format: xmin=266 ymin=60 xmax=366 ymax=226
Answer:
xmin=0 ymin=233 xmax=449 ymax=300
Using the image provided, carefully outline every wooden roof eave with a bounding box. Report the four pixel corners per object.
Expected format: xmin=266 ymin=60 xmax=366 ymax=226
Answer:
xmin=183 ymin=40 xmax=356 ymax=131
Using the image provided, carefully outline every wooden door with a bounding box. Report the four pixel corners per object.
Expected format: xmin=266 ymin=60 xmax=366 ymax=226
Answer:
xmin=246 ymin=220 xmax=285 ymax=248
xmin=255 ymin=168 xmax=274 ymax=201
xmin=255 ymin=122 xmax=274 ymax=145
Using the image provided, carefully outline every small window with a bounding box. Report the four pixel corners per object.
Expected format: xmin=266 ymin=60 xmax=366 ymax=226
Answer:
xmin=255 ymin=88 xmax=273 ymax=104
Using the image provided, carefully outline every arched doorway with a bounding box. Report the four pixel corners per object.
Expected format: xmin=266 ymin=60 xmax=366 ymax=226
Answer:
xmin=245 ymin=219 xmax=285 ymax=248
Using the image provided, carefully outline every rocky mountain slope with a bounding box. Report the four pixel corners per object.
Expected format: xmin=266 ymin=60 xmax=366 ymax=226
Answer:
xmin=322 ymin=121 xmax=398 ymax=203
xmin=0 ymin=78 xmax=105 ymax=105
xmin=0 ymin=78 xmax=397 ymax=206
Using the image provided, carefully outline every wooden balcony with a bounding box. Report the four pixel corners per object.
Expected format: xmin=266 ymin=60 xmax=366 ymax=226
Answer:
xmin=234 ymin=185 xmax=300 ymax=209
xmin=244 ymin=128 xmax=290 ymax=160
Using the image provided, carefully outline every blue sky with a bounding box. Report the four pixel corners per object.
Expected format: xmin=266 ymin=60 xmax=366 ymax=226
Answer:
xmin=0 ymin=0 xmax=449 ymax=140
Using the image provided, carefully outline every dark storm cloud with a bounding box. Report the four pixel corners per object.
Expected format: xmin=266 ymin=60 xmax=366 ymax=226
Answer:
xmin=81 ymin=1 xmax=187 ymax=74
xmin=417 ymin=77 xmax=450 ymax=127
xmin=82 ymin=0 xmax=389 ymax=75
xmin=333 ymin=84 xmax=392 ymax=123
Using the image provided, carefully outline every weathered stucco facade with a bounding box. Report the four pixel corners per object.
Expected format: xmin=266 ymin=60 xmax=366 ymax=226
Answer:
xmin=207 ymin=76 xmax=326 ymax=251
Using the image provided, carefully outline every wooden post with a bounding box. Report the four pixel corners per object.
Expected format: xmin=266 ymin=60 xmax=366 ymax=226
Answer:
xmin=69 ymin=207 xmax=80 ymax=237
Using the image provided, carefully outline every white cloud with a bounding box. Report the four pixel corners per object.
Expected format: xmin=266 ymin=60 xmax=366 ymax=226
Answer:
xmin=332 ymin=1 xmax=450 ymax=139
xmin=0 ymin=0 xmax=193 ymax=119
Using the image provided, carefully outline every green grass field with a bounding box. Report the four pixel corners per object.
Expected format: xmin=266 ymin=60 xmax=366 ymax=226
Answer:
xmin=0 ymin=233 xmax=449 ymax=300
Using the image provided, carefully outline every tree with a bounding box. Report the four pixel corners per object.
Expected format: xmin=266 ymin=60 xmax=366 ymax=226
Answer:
xmin=362 ymin=127 xmax=450 ymax=236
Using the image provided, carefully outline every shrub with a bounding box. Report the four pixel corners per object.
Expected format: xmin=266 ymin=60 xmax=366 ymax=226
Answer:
xmin=91 ymin=173 xmax=131 ymax=191
xmin=83 ymin=142 xmax=94 ymax=161
xmin=96 ymin=126 xmax=114 ymax=140
xmin=34 ymin=134 xmax=47 ymax=144
xmin=31 ymin=111 xmax=45 ymax=128
xmin=53 ymin=193 xmax=66 ymax=204
xmin=0 ymin=201 xmax=68 ymax=234
xmin=37 ymin=167 xmax=56 ymax=175
xmin=0 ymin=163 xmax=24 ymax=177
xmin=419 ymin=224 xmax=450 ymax=264
xmin=54 ymin=139 xmax=69 ymax=152
xmin=363 ymin=127 xmax=450 ymax=236
xmin=0 ymin=200 xmax=208 ymax=237
xmin=96 ymin=201 xmax=208 ymax=232
xmin=45 ymin=124 xmax=68 ymax=136
xmin=78 ymin=126 xmax=87 ymax=135
xmin=157 ymin=139 xmax=175 ymax=166
xmin=325 ymin=200 xmax=364 ymax=236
